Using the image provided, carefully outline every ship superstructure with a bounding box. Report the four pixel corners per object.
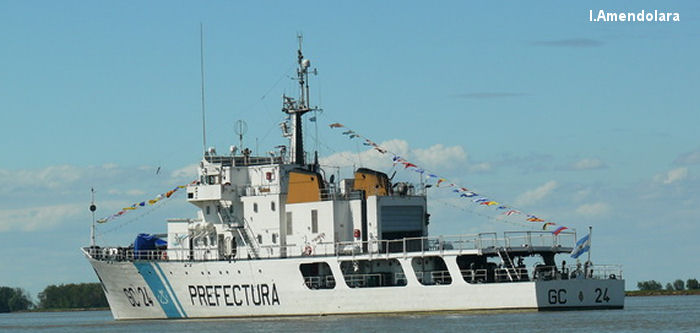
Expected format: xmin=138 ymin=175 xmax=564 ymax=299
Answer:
xmin=83 ymin=39 xmax=624 ymax=320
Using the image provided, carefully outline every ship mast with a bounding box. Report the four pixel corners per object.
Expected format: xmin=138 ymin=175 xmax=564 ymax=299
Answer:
xmin=89 ymin=188 xmax=97 ymax=247
xmin=282 ymin=34 xmax=316 ymax=165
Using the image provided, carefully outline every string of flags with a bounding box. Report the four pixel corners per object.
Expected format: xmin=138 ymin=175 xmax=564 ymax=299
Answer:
xmin=328 ymin=122 xmax=570 ymax=235
xmin=96 ymin=182 xmax=192 ymax=224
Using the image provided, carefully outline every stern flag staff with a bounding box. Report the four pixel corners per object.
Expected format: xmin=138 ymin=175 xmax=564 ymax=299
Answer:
xmin=571 ymin=226 xmax=592 ymax=259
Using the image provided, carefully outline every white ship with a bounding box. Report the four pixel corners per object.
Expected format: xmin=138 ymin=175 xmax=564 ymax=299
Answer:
xmin=83 ymin=40 xmax=624 ymax=320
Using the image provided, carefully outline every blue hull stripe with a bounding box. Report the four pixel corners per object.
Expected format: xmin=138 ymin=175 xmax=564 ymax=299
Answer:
xmin=133 ymin=262 xmax=181 ymax=318
xmin=154 ymin=262 xmax=188 ymax=318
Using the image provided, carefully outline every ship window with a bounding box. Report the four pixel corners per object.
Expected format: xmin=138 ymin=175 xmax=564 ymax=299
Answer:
xmin=272 ymin=233 xmax=277 ymax=244
xmin=300 ymin=262 xmax=336 ymax=290
xmin=271 ymin=201 xmax=276 ymax=211
xmin=257 ymin=235 xmax=263 ymax=244
xmin=455 ymin=255 xmax=528 ymax=284
xmin=411 ymin=256 xmax=452 ymax=286
xmin=339 ymin=259 xmax=406 ymax=288
xmin=206 ymin=206 xmax=210 ymax=215
xmin=253 ymin=203 xmax=258 ymax=213
xmin=286 ymin=212 xmax=293 ymax=235
xmin=311 ymin=210 xmax=318 ymax=233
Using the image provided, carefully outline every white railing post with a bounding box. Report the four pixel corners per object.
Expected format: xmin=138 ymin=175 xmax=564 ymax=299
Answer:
xmin=403 ymin=238 xmax=407 ymax=259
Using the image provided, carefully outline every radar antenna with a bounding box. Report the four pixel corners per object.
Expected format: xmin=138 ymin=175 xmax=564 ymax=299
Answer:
xmin=234 ymin=120 xmax=248 ymax=152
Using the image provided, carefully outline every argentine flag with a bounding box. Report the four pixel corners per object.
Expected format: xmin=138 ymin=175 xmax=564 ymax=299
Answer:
xmin=570 ymin=233 xmax=591 ymax=259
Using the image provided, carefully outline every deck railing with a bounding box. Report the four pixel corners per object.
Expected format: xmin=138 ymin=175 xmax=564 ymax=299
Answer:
xmin=533 ymin=264 xmax=624 ymax=281
xmin=85 ymin=230 xmax=577 ymax=263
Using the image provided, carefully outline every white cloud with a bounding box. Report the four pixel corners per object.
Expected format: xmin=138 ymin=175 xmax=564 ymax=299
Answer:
xmin=413 ymin=144 xmax=467 ymax=169
xmin=573 ymin=188 xmax=592 ymax=202
xmin=674 ymin=149 xmax=700 ymax=165
xmin=468 ymin=162 xmax=492 ymax=173
xmin=126 ymin=189 xmax=146 ymax=196
xmin=0 ymin=204 xmax=84 ymax=232
xmin=171 ymin=164 xmax=198 ymax=180
xmin=320 ymin=149 xmax=388 ymax=171
xmin=0 ymin=165 xmax=82 ymax=191
xmin=320 ymin=139 xmax=469 ymax=174
xmin=570 ymin=158 xmax=606 ymax=170
xmin=575 ymin=202 xmax=611 ymax=216
xmin=514 ymin=180 xmax=557 ymax=206
xmin=0 ymin=163 xmax=197 ymax=231
xmin=108 ymin=189 xmax=147 ymax=196
xmin=654 ymin=167 xmax=688 ymax=184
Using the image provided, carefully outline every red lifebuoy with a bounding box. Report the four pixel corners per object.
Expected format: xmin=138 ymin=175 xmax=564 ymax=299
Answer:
xmin=353 ymin=229 xmax=361 ymax=238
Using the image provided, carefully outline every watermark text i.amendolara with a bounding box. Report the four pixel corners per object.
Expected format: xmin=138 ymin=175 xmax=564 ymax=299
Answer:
xmin=589 ymin=9 xmax=679 ymax=23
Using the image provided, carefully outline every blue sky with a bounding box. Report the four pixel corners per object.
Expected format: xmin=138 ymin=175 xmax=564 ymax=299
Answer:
xmin=1 ymin=1 xmax=698 ymax=297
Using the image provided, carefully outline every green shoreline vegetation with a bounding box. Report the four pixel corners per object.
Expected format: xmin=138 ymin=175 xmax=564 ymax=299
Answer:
xmin=626 ymin=289 xmax=700 ymax=297
xmin=1 ymin=283 xmax=107 ymax=313
xmin=2 ymin=278 xmax=699 ymax=313
xmin=628 ymin=278 xmax=700 ymax=297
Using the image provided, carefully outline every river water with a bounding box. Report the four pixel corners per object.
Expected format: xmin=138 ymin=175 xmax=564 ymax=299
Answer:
xmin=1 ymin=295 xmax=698 ymax=332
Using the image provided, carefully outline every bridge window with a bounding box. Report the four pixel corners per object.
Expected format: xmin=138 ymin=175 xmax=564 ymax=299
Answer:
xmin=311 ymin=210 xmax=318 ymax=233
xmin=206 ymin=175 xmax=219 ymax=184
xmin=271 ymin=201 xmax=276 ymax=211
xmin=300 ymin=262 xmax=336 ymax=289
xmin=253 ymin=203 xmax=258 ymax=213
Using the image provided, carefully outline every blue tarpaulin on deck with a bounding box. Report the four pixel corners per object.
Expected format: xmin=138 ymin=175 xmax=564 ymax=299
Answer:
xmin=134 ymin=233 xmax=167 ymax=260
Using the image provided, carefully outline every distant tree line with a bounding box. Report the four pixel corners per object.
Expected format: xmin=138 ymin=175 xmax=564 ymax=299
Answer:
xmin=0 ymin=287 xmax=33 ymax=313
xmin=38 ymin=283 xmax=108 ymax=309
xmin=0 ymin=283 xmax=108 ymax=313
xmin=638 ymin=278 xmax=699 ymax=291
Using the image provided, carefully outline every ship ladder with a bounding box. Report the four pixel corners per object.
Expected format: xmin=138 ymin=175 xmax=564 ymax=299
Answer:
xmin=236 ymin=228 xmax=260 ymax=259
xmin=219 ymin=204 xmax=261 ymax=259
xmin=497 ymin=248 xmax=515 ymax=282
xmin=241 ymin=217 xmax=261 ymax=258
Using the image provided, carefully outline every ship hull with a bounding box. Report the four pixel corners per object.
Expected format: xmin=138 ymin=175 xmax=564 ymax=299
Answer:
xmin=88 ymin=255 xmax=624 ymax=320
